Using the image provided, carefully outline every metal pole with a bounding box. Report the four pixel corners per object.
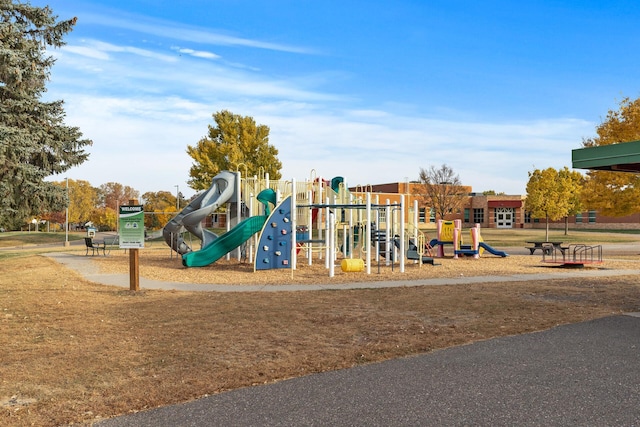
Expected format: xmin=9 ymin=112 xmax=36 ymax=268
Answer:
xmin=64 ymin=177 xmax=70 ymax=247
xmin=174 ymin=185 xmax=179 ymax=210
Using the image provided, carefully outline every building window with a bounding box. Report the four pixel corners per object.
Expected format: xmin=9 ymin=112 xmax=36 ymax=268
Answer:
xmin=524 ymin=211 xmax=531 ymax=224
xmin=473 ymin=208 xmax=484 ymax=224
xmin=588 ymin=210 xmax=596 ymax=223
xmin=419 ymin=208 xmax=426 ymax=223
xmin=575 ymin=212 xmax=582 ymax=223
xmin=430 ymin=208 xmax=436 ymax=223
xmin=464 ymin=208 xmax=470 ymax=223
xmin=379 ymin=209 xmax=387 ymax=224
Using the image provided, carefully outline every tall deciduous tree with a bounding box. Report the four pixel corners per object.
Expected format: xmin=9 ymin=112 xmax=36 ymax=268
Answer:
xmin=186 ymin=110 xmax=282 ymax=190
xmin=526 ymin=167 xmax=583 ymax=240
xmin=142 ymin=190 xmax=177 ymax=230
xmin=91 ymin=182 xmax=138 ymax=230
xmin=98 ymin=182 xmax=139 ymax=210
xmin=581 ymin=97 xmax=640 ymax=216
xmin=67 ymin=179 xmax=97 ymax=226
xmin=414 ymin=164 xmax=466 ymax=221
xmin=0 ymin=1 xmax=92 ymax=229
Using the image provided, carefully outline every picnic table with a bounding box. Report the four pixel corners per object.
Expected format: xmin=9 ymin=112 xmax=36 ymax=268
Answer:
xmin=525 ymin=241 xmax=565 ymax=255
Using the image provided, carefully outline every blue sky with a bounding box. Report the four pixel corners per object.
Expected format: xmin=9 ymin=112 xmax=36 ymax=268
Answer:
xmin=40 ymin=0 xmax=640 ymax=198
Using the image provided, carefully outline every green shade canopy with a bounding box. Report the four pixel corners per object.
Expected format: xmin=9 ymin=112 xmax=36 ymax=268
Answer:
xmin=572 ymin=140 xmax=640 ymax=173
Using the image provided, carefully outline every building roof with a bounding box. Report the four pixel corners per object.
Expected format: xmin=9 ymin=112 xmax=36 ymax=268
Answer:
xmin=572 ymin=140 xmax=640 ymax=173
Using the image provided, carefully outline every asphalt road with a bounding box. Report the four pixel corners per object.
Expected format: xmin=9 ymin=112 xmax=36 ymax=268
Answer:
xmin=96 ymin=314 xmax=640 ymax=427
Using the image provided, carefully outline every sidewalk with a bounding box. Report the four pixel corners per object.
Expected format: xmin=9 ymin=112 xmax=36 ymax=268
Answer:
xmin=45 ymin=251 xmax=640 ymax=292
xmin=95 ymin=314 xmax=640 ymax=426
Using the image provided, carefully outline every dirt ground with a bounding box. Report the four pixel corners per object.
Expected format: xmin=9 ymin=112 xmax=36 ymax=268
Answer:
xmin=2 ymin=250 xmax=640 ymax=427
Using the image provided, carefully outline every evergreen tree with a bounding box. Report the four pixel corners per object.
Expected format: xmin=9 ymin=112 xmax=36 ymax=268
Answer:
xmin=186 ymin=110 xmax=282 ymax=190
xmin=0 ymin=1 xmax=92 ymax=229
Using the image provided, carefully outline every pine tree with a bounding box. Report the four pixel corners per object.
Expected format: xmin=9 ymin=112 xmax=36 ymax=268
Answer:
xmin=0 ymin=0 xmax=92 ymax=229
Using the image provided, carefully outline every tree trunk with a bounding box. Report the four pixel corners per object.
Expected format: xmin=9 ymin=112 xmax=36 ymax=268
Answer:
xmin=564 ymin=216 xmax=569 ymax=235
xmin=545 ymin=215 xmax=549 ymax=241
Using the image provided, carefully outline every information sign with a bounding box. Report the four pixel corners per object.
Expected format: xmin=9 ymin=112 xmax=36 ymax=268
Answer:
xmin=118 ymin=205 xmax=145 ymax=248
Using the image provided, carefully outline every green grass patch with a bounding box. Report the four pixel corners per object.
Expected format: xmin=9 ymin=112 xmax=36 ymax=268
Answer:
xmin=0 ymin=231 xmax=84 ymax=248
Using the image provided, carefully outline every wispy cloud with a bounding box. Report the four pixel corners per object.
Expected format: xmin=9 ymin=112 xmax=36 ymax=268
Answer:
xmin=172 ymin=47 xmax=221 ymax=60
xmin=78 ymin=12 xmax=315 ymax=54
xmin=52 ymin=37 xmax=343 ymax=103
xmin=60 ymin=39 xmax=178 ymax=63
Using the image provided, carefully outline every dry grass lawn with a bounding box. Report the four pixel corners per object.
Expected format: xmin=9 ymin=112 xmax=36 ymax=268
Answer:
xmin=2 ymin=249 xmax=640 ymax=426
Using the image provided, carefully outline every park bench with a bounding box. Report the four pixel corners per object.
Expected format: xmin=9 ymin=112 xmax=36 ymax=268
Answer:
xmin=103 ymin=235 xmax=123 ymax=254
xmin=84 ymin=237 xmax=106 ymax=256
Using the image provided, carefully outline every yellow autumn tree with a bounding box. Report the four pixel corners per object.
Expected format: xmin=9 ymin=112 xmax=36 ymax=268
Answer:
xmin=526 ymin=167 xmax=584 ymax=240
xmin=66 ymin=179 xmax=98 ymax=227
xmin=142 ymin=191 xmax=178 ymax=230
xmin=186 ymin=110 xmax=282 ymax=191
xmin=581 ymin=97 xmax=640 ymax=216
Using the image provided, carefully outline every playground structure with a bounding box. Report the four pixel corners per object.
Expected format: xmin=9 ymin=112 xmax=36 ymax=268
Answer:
xmin=162 ymin=171 xmax=507 ymax=275
xmin=429 ymin=220 xmax=508 ymax=258
xmin=162 ymin=170 xmax=440 ymax=275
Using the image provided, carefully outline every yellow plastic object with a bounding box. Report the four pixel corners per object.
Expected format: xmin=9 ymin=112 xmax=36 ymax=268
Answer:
xmin=439 ymin=221 xmax=463 ymax=244
xmin=341 ymin=258 xmax=365 ymax=272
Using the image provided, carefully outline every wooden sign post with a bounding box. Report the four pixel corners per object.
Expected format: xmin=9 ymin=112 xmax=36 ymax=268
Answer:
xmin=119 ymin=199 xmax=144 ymax=291
xmin=129 ymin=247 xmax=140 ymax=291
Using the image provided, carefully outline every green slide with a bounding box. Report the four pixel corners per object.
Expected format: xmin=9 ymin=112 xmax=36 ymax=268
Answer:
xmin=182 ymin=215 xmax=267 ymax=267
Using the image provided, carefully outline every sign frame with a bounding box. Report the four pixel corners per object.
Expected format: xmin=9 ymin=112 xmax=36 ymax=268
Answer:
xmin=118 ymin=205 xmax=145 ymax=249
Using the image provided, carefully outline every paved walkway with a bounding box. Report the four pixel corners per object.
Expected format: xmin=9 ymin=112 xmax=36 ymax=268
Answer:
xmin=93 ymin=315 xmax=640 ymax=426
xmin=45 ymin=251 xmax=640 ymax=292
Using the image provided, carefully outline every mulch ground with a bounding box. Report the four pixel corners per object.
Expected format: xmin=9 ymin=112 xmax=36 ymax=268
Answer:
xmin=92 ymin=247 xmax=640 ymax=286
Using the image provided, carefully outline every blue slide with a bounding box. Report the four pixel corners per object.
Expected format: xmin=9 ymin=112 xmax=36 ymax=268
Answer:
xmin=479 ymin=242 xmax=508 ymax=257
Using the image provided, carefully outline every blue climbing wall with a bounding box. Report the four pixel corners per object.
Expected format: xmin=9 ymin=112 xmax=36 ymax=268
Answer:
xmin=255 ymin=196 xmax=292 ymax=270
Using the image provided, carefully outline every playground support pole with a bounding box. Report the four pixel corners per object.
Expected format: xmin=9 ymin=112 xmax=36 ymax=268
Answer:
xmin=413 ymin=200 xmax=419 ymax=264
xmin=248 ymin=194 xmax=254 ymax=263
xmin=375 ymin=195 xmax=380 ymax=263
xmin=366 ymin=193 xmax=371 ymax=275
xmin=472 ymin=223 xmax=480 ymax=259
xmin=400 ymin=195 xmax=405 ymax=273
xmin=317 ymin=176 xmax=323 ymax=261
xmin=329 ymin=212 xmax=335 ymax=277
xmin=325 ymin=196 xmax=330 ymax=269
xmin=291 ymin=178 xmax=297 ymax=271
xmin=225 ymin=198 xmax=231 ymax=261
xmin=437 ymin=220 xmax=444 ymax=257
xmin=453 ymin=228 xmax=460 ymax=259
xmin=307 ymin=189 xmax=313 ymax=265
xmin=348 ymin=193 xmax=354 ymax=259
xmin=235 ymin=171 xmax=242 ymax=260
xmin=385 ymin=199 xmax=391 ymax=266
